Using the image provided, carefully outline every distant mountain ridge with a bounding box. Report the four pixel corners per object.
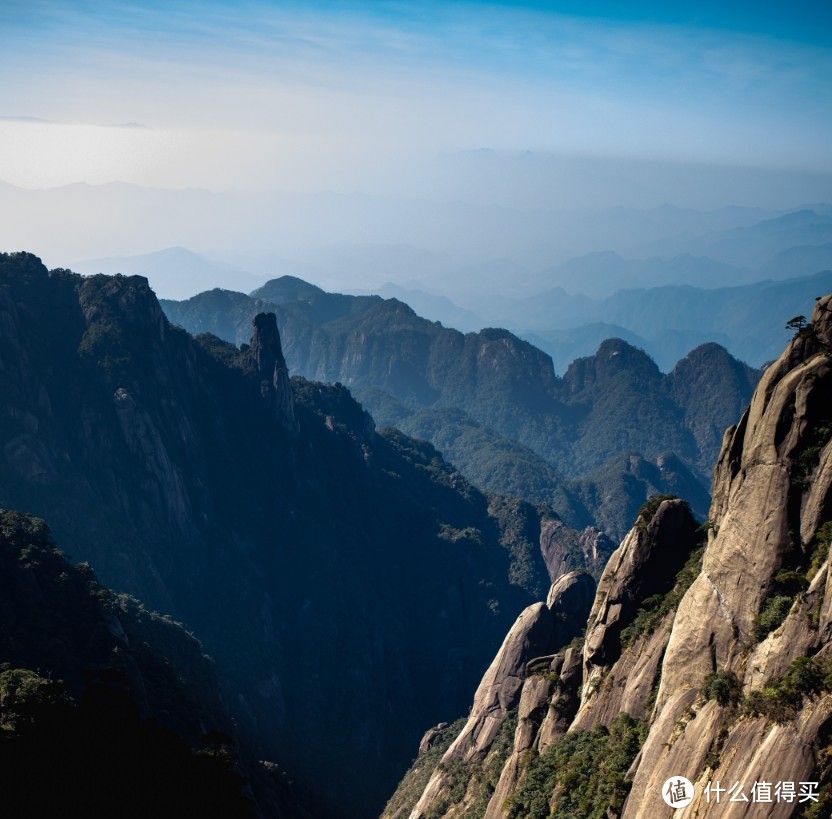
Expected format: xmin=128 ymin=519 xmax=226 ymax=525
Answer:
xmin=45 ymin=198 xmax=832 ymax=375
xmin=525 ymin=250 xmax=756 ymax=298
xmin=640 ymin=207 xmax=832 ymax=267
xmin=162 ymin=277 xmax=760 ymax=539
xmin=489 ymin=270 xmax=832 ymax=370
xmin=2 ymin=177 xmax=808 ymax=276
xmin=73 ymin=246 xmax=267 ymax=300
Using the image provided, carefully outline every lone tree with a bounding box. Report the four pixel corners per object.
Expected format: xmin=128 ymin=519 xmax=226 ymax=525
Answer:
xmin=786 ymin=315 xmax=809 ymax=334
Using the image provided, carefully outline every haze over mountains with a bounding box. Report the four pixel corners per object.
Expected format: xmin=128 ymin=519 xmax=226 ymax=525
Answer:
xmin=3 ymin=181 xmax=826 ymax=814
xmin=6 ymin=160 xmax=828 ymax=383
xmin=512 ymin=271 xmax=832 ymax=371
xmin=109 ymin=191 xmax=832 ymax=545
xmin=2 ymin=171 xmax=829 ymax=294
xmin=3 ymin=252 xmax=593 ymax=817
xmin=74 ymin=247 xmax=269 ymax=301
xmin=161 ymin=275 xmax=761 ymax=541
xmin=3 ymin=248 xmax=831 ymax=818
xmin=40 ymin=186 xmax=830 ymax=373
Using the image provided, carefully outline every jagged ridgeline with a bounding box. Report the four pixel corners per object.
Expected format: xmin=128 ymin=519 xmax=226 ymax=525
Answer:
xmin=0 ymin=253 xmax=610 ymax=818
xmin=161 ymin=278 xmax=760 ymax=540
xmin=0 ymin=507 xmax=262 ymax=818
xmin=389 ymin=295 xmax=832 ymax=818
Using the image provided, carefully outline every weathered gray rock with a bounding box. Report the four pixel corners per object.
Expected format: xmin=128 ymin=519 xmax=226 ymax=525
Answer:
xmin=579 ymin=498 xmax=699 ymax=715
xmin=616 ymin=297 xmax=832 ymax=817
xmin=654 ymin=298 xmax=832 ymax=714
xmin=436 ymin=602 xmax=557 ymax=763
xmin=540 ymin=519 xmax=615 ymax=581
xmin=407 ymin=572 xmax=594 ymax=818
xmin=573 ymin=610 xmax=673 ymax=731
xmin=537 ymin=647 xmax=583 ymax=751
xmin=246 ymin=312 xmax=298 ymax=431
xmin=418 ymin=723 xmax=449 ymax=754
xmin=395 ymin=294 xmax=832 ymax=819
xmin=546 ymin=568 xmax=596 ymax=612
xmin=483 ymin=674 xmax=554 ymax=819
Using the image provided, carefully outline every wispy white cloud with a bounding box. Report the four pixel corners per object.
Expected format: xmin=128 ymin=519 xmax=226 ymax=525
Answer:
xmin=1 ymin=1 xmax=830 ymax=190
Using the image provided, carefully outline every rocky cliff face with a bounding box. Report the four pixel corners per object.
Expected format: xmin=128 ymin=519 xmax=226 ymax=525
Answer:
xmin=538 ymin=519 xmax=615 ymax=582
xmin=243 ymin=311 xmax=297 ymax=430
xmin=385 ymin=571 xmax=595 ymax=819
xmin=389 ymin=294 xmax=832 ymax=818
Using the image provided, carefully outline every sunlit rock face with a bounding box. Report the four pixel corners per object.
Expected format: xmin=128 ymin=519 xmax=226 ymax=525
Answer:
xmin=391 ymin=295 xmax=832 ymax=819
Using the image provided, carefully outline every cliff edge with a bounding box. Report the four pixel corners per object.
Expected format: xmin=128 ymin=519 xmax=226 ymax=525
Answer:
xmin=390 ymin=295 xmax=832 ymax=818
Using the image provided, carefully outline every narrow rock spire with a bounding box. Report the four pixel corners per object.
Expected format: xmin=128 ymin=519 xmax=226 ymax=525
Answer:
xmin=248 ymin=312 xmax=297 ymax=431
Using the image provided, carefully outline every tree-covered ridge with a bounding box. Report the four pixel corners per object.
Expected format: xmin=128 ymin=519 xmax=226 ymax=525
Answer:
xmin=163 ymin=277 xmax=760 ymax=538
xmin=0 ymin=508 xmax=256 ymax=818
xmin=505 ymin=713 xmax=646 ymax=819
xmin=1 ymin=252 xmax=596 ymax=817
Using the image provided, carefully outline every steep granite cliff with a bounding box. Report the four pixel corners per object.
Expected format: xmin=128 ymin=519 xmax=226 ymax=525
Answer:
xmin=390 ymin=294 xmax=832 ymax=818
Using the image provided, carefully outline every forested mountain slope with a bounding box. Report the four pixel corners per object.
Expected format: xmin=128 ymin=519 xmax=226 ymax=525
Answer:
xmin=163 ymin=278 xmax=759 ymax=538
xmin=0 ymin=252 xmax=607 ymax=818
xmin=0 ymin=507 xmax=268 ymax=818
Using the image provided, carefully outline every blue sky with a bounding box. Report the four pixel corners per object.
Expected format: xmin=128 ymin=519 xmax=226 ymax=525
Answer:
xmin=483 ymin=1 xmax=832 ymax=45
xmin=1 ymin=1 xmax=830 ymax=191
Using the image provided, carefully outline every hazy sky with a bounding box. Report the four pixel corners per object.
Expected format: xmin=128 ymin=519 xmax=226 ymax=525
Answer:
xmin=2 ymin=0 xmax=831 ymax=195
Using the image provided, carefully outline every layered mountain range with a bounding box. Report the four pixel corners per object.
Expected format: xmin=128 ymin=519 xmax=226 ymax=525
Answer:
xmin=59 ymin=197 xmax=832 ymax=373
xmin=499 ymin=269 xmax=832 ymax=372
xmin=389 ymin=294 xmax=832 ymax=818
xmin=0 ymin=252 xmax=617 ymax=817
xmin=162 ymin=277 xmax=759 ymax=539
xmin=4 ymin=246 xmax=828 ymax=817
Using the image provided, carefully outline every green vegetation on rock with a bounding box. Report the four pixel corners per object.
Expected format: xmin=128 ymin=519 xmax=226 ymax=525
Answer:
xmin=428 ymin=710 xmax=518 ymax=819
xmin=754 ymin=523 xmax=832 ymax=641
xmin=743 ymin=656 xmax=832 ymax=723
xmin=702 ymin=671 xmax=742 ymax=707
xmin=505 ymin=712 xmax=646 ymax=819
xmin=382 ymin=718 xmax=467 ymax=819
xmin=385 ymin=711 xmax=519 ymax=819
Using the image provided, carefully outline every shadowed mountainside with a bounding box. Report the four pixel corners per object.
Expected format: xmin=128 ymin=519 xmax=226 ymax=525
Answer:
xmin=0 ymin=252 xmax=613 ymax=818
xmin=163 ymin=278 xmax=759 ymax=539
xmin=0 ymin=507 xmax=273 ymax=818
